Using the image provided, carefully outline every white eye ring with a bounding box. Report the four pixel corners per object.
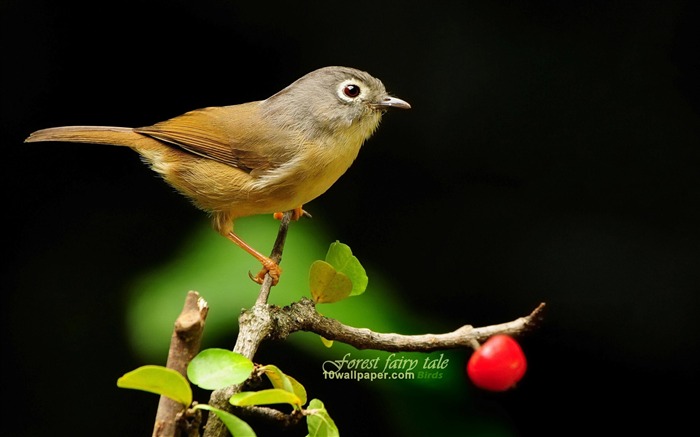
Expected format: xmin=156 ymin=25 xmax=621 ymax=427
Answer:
xmin=337 ymin=79 xmax=366 ymax=102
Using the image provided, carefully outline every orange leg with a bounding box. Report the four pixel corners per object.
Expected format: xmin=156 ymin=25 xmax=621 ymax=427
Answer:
xmin=226 ymin=231 xmax=281 ymax=285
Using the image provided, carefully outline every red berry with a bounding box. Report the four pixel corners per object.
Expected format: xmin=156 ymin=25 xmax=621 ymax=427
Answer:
xmin=467 ymin=335 xmax=527 ymax=391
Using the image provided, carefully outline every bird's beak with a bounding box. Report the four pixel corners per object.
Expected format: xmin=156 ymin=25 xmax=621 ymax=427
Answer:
xmin=372 ymin=96 xmax=411 ymax=110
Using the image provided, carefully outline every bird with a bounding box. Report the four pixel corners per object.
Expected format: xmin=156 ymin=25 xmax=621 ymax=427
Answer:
xmin=25 ymin=66 xmax=410 ymax=285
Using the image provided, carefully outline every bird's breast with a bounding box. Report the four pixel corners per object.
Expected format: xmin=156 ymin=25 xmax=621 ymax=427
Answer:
xmin=254 ymin=132 xmax=365 ymax=206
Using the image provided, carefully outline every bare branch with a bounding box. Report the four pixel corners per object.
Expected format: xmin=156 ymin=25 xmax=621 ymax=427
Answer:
xmin=153 ymin=291 xmax=209 ymax=437
xmin=275 ymin=298 xmax=545 ymax=351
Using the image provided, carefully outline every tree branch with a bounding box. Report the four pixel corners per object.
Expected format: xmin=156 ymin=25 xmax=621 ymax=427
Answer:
xmin=153 ymin=291 xmax=209 ymax=437
xmin=278 ymin=298 xmax=545 ymax=351
xmin=200 ymin=210 xmax=547 ymax=437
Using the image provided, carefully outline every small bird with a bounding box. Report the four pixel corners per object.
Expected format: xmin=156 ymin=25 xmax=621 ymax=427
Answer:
xmin=25 ymin=66 xmax=410 ymax=285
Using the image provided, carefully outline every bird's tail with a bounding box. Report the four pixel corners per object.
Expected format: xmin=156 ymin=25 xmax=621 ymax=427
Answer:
xmin=25 ymin=126 xmax=150 ymax=148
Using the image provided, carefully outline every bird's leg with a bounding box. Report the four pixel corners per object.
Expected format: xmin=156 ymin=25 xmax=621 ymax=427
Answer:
xmin=225 ymin=231 xmax=281 ymax=285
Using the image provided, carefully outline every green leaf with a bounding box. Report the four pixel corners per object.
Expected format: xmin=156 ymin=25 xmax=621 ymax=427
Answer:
xmin=285 ymin=374 xmax=308 ymax=406
xmin=230 ymin=389 xmax=302 ymax=408
xmin=306 ymin=399 xmax=339 ymax=437
xmin=261 ymin=365 xmax=308 ymax=405
xmin=320 ymin=336 xmax=334 ymax=348
xmin=195 ymin=404 xmax=256 ymax=437
xmin=325 ymin=241 xmax=368 ymax=296
xmin=188 ymin=348 xmax=254 ymax=390
xmin=261 ymin=364 xmax=294 ymax=393
xmin=117 ymin=365 xmax=192 ymax=406
xmin=309 ymin=260 xmax=353 ymax=303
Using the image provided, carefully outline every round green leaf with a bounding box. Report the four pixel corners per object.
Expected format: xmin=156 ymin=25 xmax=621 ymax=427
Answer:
xmin=188 ymin=348 xmax=254 ymax=390
xmin=117 ymin=365 xmax=192 ymax=406
xmin=309 ymin=260 xmax=352 ymax=303
xmin=325 ymin=241 xmax=368 ymax=296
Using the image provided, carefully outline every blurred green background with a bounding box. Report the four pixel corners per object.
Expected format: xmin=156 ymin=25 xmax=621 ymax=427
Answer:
xmin=3 ymin=0 xmax=699 ymax=435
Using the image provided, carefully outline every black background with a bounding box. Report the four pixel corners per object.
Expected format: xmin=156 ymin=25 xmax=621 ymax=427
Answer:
xmin=2 ymin=0 xmax=699 ymax=435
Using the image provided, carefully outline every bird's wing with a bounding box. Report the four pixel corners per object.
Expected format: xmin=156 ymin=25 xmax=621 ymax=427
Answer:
xmin=135 ymin=102 xmax=292 ymax=173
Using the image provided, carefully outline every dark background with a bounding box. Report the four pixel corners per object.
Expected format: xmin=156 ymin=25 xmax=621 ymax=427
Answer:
xmin=2 ymin=0 xmax=699 ymax=435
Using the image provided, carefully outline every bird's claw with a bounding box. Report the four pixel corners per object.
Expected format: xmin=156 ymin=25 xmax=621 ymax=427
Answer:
xmin=248 ymin=263 xmax=282 ymax=286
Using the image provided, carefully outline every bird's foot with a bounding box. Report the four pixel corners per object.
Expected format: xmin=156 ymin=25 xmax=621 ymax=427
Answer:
xmin=249 ymin=259 xmax=282 ymax=286
xmin=273 ymin=206 xmax=310 ymax=221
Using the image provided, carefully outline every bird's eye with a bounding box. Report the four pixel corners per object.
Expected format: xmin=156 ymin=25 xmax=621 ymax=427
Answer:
xmin=343 ymin=84 xmax=361 ymax=98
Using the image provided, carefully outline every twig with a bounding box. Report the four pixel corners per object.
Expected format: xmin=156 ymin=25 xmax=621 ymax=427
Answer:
xmin=280 ymin=299 xmax=545 ymax=351
xmin=153 ymin=291 xmax=209 ymax=437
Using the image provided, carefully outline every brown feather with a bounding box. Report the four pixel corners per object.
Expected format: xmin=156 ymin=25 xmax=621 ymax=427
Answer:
xmin=134 ymin=103 xmax=294 ymax=174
